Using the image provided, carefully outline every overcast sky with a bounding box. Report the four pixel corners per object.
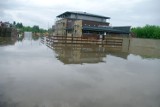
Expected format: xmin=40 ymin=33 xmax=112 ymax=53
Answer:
xmin=0 ymin=0 xmax=160 ymax=29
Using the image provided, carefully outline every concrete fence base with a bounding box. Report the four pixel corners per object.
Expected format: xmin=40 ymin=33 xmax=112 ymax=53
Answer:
xmin=122 ymin=38 xmax=160 ymax=57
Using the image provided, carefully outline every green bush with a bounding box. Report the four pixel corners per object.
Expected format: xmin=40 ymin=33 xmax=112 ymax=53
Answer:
xmin=131 ymin=25 xmax=160 ymax=39
xmin=13 ymin=21 xmax=47 ymax=33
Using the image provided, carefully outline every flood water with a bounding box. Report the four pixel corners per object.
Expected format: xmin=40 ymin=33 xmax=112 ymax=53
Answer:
xmin=0 ymin=32 xmax=160 ymax=107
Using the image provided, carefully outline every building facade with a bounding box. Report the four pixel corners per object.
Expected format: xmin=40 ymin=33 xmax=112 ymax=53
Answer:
xmin=55 ymin=11 xmax=130 ymax=38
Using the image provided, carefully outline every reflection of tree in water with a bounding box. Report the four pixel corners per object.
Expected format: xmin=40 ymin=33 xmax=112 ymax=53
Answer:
xmin=17 ymin=34 xmax=24 ymax=42
xmin=0 ymin=37 xmax=17 ymax=46
xmin=32 ymin=33 xmax=41 ymax=41
xmin=32 ymin=35 xmax=39 ymax=41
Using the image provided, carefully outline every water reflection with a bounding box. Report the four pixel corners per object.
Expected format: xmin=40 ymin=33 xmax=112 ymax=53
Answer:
xmin=41 ymin=36 xmax=160 ymax=61
xmin=23 ymin=32 xmax=40 ymax=40
xmin=0 ymin=34 xmax=160 ymax=107
xmin=0 ymin=32 xmax=40 ymax=46
xmin=49 ymin=43 xmax=129 ymax=64
xmin=0 ymin=36 xmax=17 ymax=46
xmin=129 ymin=46 xmax=160 ymax=58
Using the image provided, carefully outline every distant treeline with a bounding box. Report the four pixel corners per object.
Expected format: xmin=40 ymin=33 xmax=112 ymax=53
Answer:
xmin=131 ymin=25 xmax=160 ymax=39
xmin=13 ymin=21 xmax=47 ymax=33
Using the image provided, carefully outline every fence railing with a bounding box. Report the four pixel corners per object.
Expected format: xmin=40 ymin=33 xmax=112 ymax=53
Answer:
xmin=42 ymin=36 xmax=123 ymax=47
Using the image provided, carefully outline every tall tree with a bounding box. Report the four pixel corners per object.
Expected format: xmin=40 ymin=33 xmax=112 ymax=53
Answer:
xmin=16 ymin=22 xmax=23 ymax=28
xmin=13 ymin=21 xmax=16 ymax=26
xmin=32 ymin=25 xmax=39 ymax=33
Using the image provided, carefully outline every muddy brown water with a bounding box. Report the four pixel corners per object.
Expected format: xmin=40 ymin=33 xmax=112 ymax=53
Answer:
xmin=0 ymin=32 xmax=160 ymax=107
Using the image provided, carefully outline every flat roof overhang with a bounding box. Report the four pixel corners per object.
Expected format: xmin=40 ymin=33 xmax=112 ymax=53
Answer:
xmin=82 ymin=26 xmax=130 ymax=34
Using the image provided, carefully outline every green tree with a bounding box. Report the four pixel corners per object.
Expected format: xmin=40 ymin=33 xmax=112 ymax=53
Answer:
xmin=16 ymin=22 xmax=23 ymax=28
xmin=32 ymin=25 xmax=39 ymax=33
xmin=131 ymin=25 xmax=160 ymax=39
xmin=14 ymin=22 xmax=47 ymax=33
xmin=13 ymin=21 xmax=16 ymax=26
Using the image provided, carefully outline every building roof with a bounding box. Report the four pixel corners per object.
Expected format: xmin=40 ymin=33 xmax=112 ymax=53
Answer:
xmin=57 ymin=11 xmax=110 ymax=19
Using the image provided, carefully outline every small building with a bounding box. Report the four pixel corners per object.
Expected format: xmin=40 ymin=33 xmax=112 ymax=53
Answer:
xmin=0 ymin=21 xmax=17 ymax=37
xmin=4 ymin=22 xmax=11 ymax=28
xmin=55 ymin=11 xmax=131 ymax=39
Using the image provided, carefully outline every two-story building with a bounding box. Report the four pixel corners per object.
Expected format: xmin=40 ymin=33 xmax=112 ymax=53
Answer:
xmin=55 ymin=11 xmax=130 ymax=39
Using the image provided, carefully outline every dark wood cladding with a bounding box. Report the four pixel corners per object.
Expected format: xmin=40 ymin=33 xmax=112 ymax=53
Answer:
xmin=66 ymin=19 xmax=109 ymax=28
xmin=82 ymin=20 xmax=109 ymax=27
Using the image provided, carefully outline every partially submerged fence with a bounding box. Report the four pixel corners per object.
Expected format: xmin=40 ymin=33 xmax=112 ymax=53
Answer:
xmin=41 ymin=36 xmax=160 ymax=58
xmin=44 ymin=36 xmax=124 ymax=47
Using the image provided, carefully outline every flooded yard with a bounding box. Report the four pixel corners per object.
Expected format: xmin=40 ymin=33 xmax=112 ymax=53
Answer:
xmin=0 ymin=32 xmax=160 ymax=107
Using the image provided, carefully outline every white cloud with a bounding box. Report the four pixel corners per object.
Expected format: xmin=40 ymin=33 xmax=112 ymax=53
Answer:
xmin=0 ymin=0 xmax=159 ymax=29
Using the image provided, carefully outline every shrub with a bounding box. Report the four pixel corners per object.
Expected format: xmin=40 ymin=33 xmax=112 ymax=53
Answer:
xmin=131 ymin=25 xmax=160 ymax=39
